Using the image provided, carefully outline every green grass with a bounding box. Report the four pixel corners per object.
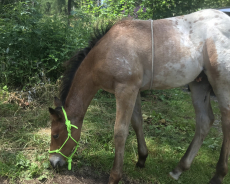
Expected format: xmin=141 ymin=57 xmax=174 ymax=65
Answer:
xmin=0 ymin=87 xmax=229 ymax=183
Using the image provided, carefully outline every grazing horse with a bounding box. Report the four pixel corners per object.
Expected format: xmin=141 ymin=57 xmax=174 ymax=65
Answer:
xmin=48 ymin=9 xmax=230 ymax=184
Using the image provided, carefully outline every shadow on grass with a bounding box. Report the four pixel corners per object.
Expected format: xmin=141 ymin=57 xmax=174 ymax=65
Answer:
xmin=50 ymin=164 xmax=110 ymax=184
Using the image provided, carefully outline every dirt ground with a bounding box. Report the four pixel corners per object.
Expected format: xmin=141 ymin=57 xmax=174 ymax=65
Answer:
xmin=0 ymin=165 xmax=143 ymax=184
xmin=0 ymin=166 xmax=109 ymax=184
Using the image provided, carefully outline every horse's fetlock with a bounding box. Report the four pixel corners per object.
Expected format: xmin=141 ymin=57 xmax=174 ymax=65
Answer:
xmin=109 ymin=171 xmax=122 ymax=184
xmin=209 ymin=175 xmax=223 ymax=184
xmin=216 ymin=163 xmax=228 ymax=177
xmin=136 ymin=153 xmax=147 ymax=167
xmin=179 ymin=160 xmax=191 ymax=171
xmin=138 ymin=146 xmax=148 ymax=157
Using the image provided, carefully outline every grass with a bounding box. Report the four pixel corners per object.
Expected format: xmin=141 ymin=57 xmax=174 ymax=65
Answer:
xmin=0 ymin=86 xmax=229 ymax=184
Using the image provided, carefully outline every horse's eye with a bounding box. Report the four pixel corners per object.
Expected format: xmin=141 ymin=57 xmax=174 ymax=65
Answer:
xmin=53 ymin=134 xmax=59 ymax=139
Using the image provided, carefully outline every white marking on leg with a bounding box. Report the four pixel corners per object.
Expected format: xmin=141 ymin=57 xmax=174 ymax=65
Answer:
xmin=169 ymin=171 xmax=182 ymax=180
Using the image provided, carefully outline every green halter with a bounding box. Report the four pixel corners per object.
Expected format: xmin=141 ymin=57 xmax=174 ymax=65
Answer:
xmin=49 ymin=106 xmax=79 ymax=170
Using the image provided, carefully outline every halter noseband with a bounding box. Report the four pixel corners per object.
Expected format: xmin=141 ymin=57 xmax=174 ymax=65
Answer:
xmin=49 ymin=106 xmax=79 ymax=170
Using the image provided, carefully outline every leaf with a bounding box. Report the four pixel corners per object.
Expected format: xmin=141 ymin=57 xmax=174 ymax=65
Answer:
xmin=6 ymin=47 xmax=9 ymax=53
xmin=3 ymin=85 xmax=8 ymax=91
xmin=142 ymin=114 xmax=149 ymax=120
xmin=38 ymin=174 xmax=47 ymax=181
xmin=42 ymin=162 xmax=50 ymax=169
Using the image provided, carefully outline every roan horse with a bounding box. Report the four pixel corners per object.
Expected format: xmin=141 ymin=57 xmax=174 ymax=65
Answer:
xmin=48 ymin=9 xmax=230 ymax=184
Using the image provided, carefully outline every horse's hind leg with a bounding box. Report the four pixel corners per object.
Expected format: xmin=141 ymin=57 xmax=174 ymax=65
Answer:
xmin=209 ymin=85 xmax=230 ymax=184
xmin=170 ymin=73 xmax=214 ymax=180
xmin=131 ymin=92 xmax=148 ymax=168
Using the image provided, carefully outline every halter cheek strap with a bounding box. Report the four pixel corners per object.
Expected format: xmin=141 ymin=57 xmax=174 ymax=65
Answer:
xmin=49 ymin=106 xmax=79 ymax=170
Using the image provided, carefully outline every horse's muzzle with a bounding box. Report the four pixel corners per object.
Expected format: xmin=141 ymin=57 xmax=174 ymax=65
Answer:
xmin=49 ymin=153 xmax=66 ymax=168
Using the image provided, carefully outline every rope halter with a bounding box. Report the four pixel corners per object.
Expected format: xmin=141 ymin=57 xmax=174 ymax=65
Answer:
xmin=49 ymin=106 xmax=79 ymax=170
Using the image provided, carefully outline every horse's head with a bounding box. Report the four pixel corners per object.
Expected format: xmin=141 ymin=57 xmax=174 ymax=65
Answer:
xmin=48 ymin=97 xmax=79 ymax=169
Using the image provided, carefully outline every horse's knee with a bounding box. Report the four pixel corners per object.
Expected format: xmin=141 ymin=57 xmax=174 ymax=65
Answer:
xmin=114 ymin=128 xmax=128 ymax=141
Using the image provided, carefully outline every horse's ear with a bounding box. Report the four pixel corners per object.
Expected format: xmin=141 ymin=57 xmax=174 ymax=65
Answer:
xmin=49 ymin=107 xmax=62 ymax=119
xmin=54 ymin=97 xmax=62 ymax=107
xmin=49 ymin=107 xmax=56 ymax=115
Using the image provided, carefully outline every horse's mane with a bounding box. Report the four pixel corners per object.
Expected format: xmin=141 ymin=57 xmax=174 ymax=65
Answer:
xmin=60 ymin=20 xmax=115 ymax=105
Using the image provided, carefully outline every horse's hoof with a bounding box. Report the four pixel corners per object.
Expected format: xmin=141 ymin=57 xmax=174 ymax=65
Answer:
xmin=209 ymin=177 xmax=222 ymax=184
xmin=136 ymin=162 xmax=145 ymax=168
xmin=169 ymin=171 xmax=181 ymax=180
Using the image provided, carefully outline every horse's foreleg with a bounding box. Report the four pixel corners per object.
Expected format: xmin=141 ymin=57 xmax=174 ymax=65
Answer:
xmin=209 ymin=88 xmax=230 ymax=184
xmin=131 ymin=92 xmax=148 ymax=168
xmin=170 ymin=75 xmax=214 ymax=180
xmin=109 ymin=85 xmax=139 ymax=184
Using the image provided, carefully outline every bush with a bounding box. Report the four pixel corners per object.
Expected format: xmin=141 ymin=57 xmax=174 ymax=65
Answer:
xmin=0 ymin=1 xmax=91 ymax=88
xmin=81 ymin=0 xmax=206 ymax=20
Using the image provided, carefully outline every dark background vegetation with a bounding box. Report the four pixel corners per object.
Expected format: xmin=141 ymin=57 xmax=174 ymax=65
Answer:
xmin=0 ymin=0 xmax=230 ymax=88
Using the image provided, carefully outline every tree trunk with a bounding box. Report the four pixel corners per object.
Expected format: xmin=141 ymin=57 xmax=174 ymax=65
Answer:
xmin=67 ymin=0 xmax=71 ymax=26
xmin=68 ymin=0 xmax=71 ymax=15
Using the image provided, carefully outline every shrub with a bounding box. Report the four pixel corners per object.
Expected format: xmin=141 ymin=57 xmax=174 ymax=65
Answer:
xmin=0 ymin=1 xmax=91 ymax=88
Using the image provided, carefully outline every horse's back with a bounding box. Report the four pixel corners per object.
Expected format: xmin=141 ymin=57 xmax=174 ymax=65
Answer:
xmin=92 ymin=9 xmax=230 ymax=92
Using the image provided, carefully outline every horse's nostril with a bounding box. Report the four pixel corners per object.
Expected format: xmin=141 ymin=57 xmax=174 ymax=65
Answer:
xmin=50 ymin=160 xmax=55 ymax=168
xmin=49 ymin=155 xmax=65 ymax=168
xmin=56 ymin=161 xmax=60 ymax=167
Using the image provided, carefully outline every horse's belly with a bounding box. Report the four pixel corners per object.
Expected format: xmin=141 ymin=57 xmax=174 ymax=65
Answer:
xmin=141 ymin=56 xmax=203 ymax=90
xmin=155 ymin=61 xmax=202 ymax=89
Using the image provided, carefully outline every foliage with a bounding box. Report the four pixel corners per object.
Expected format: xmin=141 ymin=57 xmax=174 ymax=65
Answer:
xmin=0 ymin=1 xmax=91 ymax=87
xmin=38 ymin=0 xmax=67 ymax=15
xmin=81 ymin=0 xmax=230 ymax=20
xmin=203 ymin=0 xmax=230 ymax=9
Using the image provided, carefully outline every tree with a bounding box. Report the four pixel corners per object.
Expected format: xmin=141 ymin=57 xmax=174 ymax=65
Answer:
xmin=68 ymin=0 xmax=72 ymax=15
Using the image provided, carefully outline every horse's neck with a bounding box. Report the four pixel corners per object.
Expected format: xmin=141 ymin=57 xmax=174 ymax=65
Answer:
xmin=64 ymin=59 xmax=98 ymax=123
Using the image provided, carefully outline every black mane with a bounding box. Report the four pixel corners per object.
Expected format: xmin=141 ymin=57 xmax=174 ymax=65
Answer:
xmin=60 ymin=21 xmax=115 ymax=105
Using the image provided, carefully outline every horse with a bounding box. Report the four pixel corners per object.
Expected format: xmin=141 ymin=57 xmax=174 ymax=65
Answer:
xmin=48 ymin=9 xmax=230 ymax=184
